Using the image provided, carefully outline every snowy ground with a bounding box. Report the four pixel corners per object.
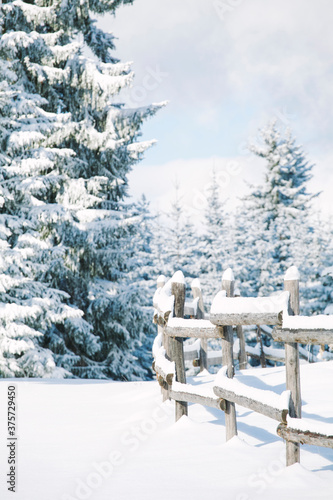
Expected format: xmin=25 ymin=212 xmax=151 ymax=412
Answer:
xmin=0 ymin=362 xmax=333 ymax=500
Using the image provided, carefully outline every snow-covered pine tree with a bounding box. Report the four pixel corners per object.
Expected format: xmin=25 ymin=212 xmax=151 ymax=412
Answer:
xmin=159 ymin=184 xmax=200 ymax=281
xmin=247 ymin=121 xmax=319 ymax=301
xmin=295 ymin=215 xmax=333 ymax=316
xmin=199 ymin=169 xmax=229 ymax=303
xmin=227 ymin=206 xmax=263 ymax=297
xmin=0 ymin=32 xmax=98 ymax=377
xmin=128 ymin=195 xmax=157 ymax=378
xmin=151 ymin=211 xmax=169 ymax=276
xmin=165 ymin=184 xmax=183 ymax=274
xmin=0 ymin=0 xmax=164 ymax=379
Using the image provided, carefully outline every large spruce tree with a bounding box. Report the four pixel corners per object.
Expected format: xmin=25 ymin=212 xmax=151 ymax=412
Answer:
xmin=245 ymin=121 xmax=320 ymax=303
xmin=0 ymin=0 xmax=163 ymax=379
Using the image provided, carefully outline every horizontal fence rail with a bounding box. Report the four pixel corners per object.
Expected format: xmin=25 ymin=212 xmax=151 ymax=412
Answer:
xmin=152 ymin=266 xmax=333 ymax=467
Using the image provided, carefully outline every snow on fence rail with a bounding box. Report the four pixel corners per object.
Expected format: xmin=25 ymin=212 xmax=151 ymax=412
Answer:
xmin=277 ymin=417 xmax=333 ymax=449
xmin=214 ymin=366 xmax=290 ymax=423
xmin=152 ymin=266 xmax=333 ymax=467
xmin=165 ymin=318 xmax=219 ymax=338
xmin=170 ymin=381 xmax=226 ymax=411
xmin=210 ymin=290 xmax=289 ymax=326
xmin=152 ymin=332 xmax=175 ymax=385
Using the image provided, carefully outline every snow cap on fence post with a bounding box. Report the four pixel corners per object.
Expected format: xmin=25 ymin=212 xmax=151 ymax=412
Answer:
xmin=222 ymin=267 xmax=234 ymax=283
xmin=222 ymin=268 xmax=235 ymax=298
xmin=171 ymin=270 xmax=185 ymax=285
xmin=171 ymin=271 xmax=186 ymax=320
xmin=284 ymin=267 xmax=300 ymax=316
xmin=157 ymin=275 xmax=167 ymax=288
xmin=191 ymin=278 xmax=204 ymax=319
xmin=191 ymin=277 xmax=201 ymax=290
xmin=284 ymin=266 xmax=300 ymax=282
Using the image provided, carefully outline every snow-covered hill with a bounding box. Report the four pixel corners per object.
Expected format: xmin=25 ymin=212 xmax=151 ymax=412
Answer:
xmin=0 ymin=362 xmax=332 ymax=500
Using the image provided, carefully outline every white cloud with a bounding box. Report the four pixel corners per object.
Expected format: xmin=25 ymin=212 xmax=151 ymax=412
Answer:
xmin=98 ymin=0 xmax=333 ymax=220
xmin=128 ymin=154 xmax=263 ymax=222
xmin=129 ymin=151 xmax=333 ymax=224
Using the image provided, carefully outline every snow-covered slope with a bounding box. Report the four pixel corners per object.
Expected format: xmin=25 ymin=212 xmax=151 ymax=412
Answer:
xmin=0 ymin=362 xmax=332 ymax=500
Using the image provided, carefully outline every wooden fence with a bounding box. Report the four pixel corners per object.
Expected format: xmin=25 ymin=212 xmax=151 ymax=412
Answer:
xmin=152 ymin=267 xmax=333 ymax=467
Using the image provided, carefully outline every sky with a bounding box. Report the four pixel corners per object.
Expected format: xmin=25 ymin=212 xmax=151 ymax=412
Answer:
xmin=97 ymin=0 xmax=333 ymax=223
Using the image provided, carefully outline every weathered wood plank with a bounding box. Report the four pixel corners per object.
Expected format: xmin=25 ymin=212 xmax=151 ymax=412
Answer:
xmin=210 ymin=311 xmax=283 ymax=326
xmin=245 ymin=349 xmax=283 ymax=364
xmin=154 ymin=362 xmax=174 ymax=386
xmin=191 ymin=280 xmax=208 ymax=372
xmin=208 ymin=353 xmax=223 ymax=366
xmin=272 ymin=328 xmax=333 ymax=345
xmin=164 ymin=323 xmax=220 ymax=339
xmin=184 ymin=349 xmax=199 ymax=361
xmin=236 ymin=325 xmax=247 ymax=369
xmin=161 ymin=385 xmax=169 ymax=402
xmin=284 ymin=268 xmax=301 ymax=466
xmin=184 ymin=302 xmax=197 ymax=317
xmin=153 ymin=307 xmax=172 ymax=326
xmin=209 ymin=347 xmax=286 ymax=366
xmin=169 ymin=389 xmax=226 ymax=411
xmin=256 ymin=325 xmax=266 ymax=368
xmin=214 ymin=385 xmax=288 ymax=423
xmin=170 ymin=273 xmax=188 ymax=421
xmin=234 ymin=291 xmax=247 ymax=370
xmin=221 ymin=270 xmax=237 ymax=440
xmin=199 ymin=338 xmax=208 ymax=371
xmin=191 ymin=280 xmax=205 ymax=319
xmin=277 ymin=424 xmax=333 ymax=449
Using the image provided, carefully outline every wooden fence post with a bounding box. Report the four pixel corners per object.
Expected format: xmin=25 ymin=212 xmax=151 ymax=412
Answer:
xmin=256 ymin=326 xmax=266 ymax=368
xmin=156 ymin=275 xmax=168 ymax=351
xmin=234 ymin=289 xmax=247 ymax=370
xmin=156 ymin=275 xmax=169 ymax=401
xmin=221 ymin=268 xmax=237 ymax=440
xmin=191 ymin=278 xmax=208 ymax=371
xmin=171 ymin=271 xmax=188 ymax=421
xmin=284 ymin=266 xmax=301 ymax=466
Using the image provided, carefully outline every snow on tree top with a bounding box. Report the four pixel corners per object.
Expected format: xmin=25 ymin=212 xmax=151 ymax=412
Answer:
xmin=171 ymin=270 xmax=185 ymax=285
xmin=157 ymin=275 xmax=166 ymax=284
xmin=284 ymin=266 xmax=300 ymax=281
xmin=191 ymin=278 xmax=201 ymax=290
xmin=222 ymin=267 xmax=234 ymax=282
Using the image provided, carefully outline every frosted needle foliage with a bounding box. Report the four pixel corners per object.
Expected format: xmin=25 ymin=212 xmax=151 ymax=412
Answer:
xmin=0 ymin=0 xmax=164 ymax=379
